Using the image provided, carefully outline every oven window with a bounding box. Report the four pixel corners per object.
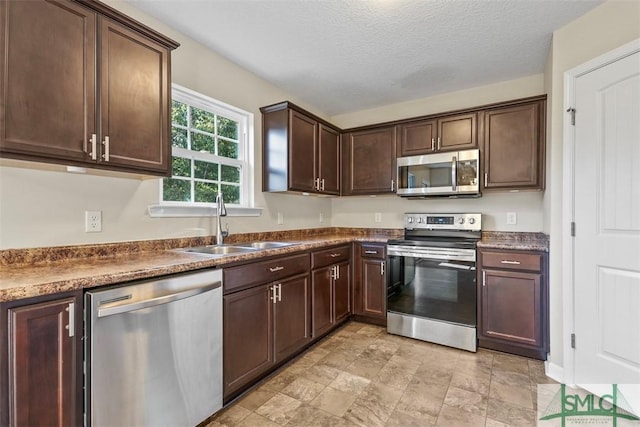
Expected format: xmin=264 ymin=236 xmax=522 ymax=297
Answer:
xmin=387 ymin=255 xmax=476 ymax=326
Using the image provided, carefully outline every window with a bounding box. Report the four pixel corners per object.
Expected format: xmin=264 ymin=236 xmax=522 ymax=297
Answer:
xmin=161 ymin=85 xmax=253 ymax=208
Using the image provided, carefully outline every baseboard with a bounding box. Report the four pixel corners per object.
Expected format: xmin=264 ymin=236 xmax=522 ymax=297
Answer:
xmin=545 ymin=361 xmax=564 ymax=383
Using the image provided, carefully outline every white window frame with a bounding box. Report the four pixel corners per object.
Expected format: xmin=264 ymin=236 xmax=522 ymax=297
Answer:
xmin=148 ymin=84 xmax=261 ymax=218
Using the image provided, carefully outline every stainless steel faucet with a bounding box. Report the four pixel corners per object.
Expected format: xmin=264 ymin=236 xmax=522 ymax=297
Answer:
xmin=215 ymin=192 xmax=227 ymax=245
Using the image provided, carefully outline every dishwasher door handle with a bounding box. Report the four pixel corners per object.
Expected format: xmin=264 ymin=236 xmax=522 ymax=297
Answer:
xmin=98 ymin=281 xmax=221 ymax=318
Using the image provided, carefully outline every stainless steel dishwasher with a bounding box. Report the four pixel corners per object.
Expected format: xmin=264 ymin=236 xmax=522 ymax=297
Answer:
xmin=85 ymin=269 xmax=222 ymax=427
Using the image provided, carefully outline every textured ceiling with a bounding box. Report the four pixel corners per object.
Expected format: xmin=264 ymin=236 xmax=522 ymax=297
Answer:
xmin=127 ymin=0 xmax=602 ymax=116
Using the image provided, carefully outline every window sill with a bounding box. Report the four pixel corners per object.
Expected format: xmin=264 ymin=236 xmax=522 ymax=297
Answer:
xmin=147 ymin=204 xmax=263 ymax=218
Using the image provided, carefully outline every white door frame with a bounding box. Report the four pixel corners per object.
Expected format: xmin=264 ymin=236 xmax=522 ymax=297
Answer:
xmin=562 ymin=38 xmax=640 ymax=385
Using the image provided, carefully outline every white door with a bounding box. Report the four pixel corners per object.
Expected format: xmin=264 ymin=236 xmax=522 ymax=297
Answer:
xmin=573 ymin=49 xmax=640 ymax=409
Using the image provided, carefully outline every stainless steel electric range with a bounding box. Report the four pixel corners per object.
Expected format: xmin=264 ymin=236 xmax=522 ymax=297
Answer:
xmin=386 ymin=213 xmax=481 ymax=352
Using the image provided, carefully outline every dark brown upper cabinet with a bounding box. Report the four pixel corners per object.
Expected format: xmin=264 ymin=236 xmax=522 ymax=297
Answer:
xmin=482 ymin=98 xmax=546 ymax=190
xmin=399 ymin=113 xmax=477 ymax=156
xmin=341 ymin=126 xmax=397 ymax=195
xmin=261 ymin=102 xmax=340 ymax=195
xmin=0 ymin=0 xmax=179 ymax=176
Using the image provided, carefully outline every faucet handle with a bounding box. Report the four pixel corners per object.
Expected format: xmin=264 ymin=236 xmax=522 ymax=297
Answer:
xmin=222 ymin=224 xmax=229 ymax=238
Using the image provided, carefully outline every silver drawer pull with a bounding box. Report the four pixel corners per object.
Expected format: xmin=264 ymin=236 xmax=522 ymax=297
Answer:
xmin=364 ymin=250 xmax=378 ymax=254
xmin=330 ymin=253 xmax=341 ymax=258
xmin=269 ymin=266 xmax=285 ymax=272
xmin=501 ymin=260 xmax=521 ymax=265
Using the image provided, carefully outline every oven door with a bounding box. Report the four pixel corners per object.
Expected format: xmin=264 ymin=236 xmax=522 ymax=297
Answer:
xmin=387 ymin=253 xmax=476 ymax=326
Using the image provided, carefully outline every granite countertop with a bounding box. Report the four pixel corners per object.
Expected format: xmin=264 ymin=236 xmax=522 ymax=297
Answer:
xmin=478 ymin=231 xmax=549 ymax=252
xmin=0 ymin=228 xmax=400 ymax=302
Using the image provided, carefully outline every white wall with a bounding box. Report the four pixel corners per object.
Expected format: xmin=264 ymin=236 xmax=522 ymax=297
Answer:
xmin=544 ymin=0 xmax=640 ymax=374
xmin=331 ymin=74 xmax=547 ymax=232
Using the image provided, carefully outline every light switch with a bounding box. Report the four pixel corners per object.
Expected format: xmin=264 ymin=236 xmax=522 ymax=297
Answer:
xmin=506 ymin=212 xmax=517 ymax=225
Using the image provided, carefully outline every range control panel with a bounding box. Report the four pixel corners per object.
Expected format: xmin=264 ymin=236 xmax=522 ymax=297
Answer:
xmin=404 ymin=213 xmax=482 ymax=231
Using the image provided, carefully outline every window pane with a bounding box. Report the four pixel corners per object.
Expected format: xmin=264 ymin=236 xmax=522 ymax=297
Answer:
xmin=194 ymin=160 xmax=218 ymax=180
xmin=191 ymin=107 xmax=215 ymax=133
xmin=163 ymin=178 xmax=190 ymax=202
xmin=221 ymin=164 xmax=240 ymax=183
xmin=172 ymin=127 xmax=188 ymax=149
xmin=172 ymin=101 xmax=187 ymax=126
xmin=195 ymin=182 xmax=218 ymax=203
xmin=172 ymin=157 xmax=190 ymax=177
xmin=218 ymin=139 xmax=238 ymax=159
xmin=192 ymin=132 xmax=215 ymax=153
xmin=218 ymin=116 xmax=238 ymax=140
xmin=221 ymin=184 xmax=240 ymax=204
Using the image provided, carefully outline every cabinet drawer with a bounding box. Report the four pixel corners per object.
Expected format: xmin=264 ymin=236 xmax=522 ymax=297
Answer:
xmin=481 ymin=251 xmax=541 ymax=272
xmin=224 ymin=253 xmax=310 ymax=293
xmin=360 ymin=243 xmax=386 ymax=259
xmin=312 ymin=245 xmax=351 ymax=269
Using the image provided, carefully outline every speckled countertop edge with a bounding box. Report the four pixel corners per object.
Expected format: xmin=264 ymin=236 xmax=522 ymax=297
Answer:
xmin=0 ymin=228 xmax=402 ymax=302
xmin=478 ymin=231 xmax=549 ymax=252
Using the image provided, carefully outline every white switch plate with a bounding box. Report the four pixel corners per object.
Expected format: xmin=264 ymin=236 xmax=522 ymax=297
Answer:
xmin=374 ymin=212 xmax=382 ymax=223
xmin=319 ymin=212 xmax=324 ymax=223
xmin=506 ymin=212 xmax=517 ymax=225
xmin=277 ymin=212 xmax=284 ymax=225
xmin=85 ymin=210 xmax=102 ymax=232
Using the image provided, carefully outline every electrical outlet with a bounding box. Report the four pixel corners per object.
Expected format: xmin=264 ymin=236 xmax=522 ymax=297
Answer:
xmin=277 ymin=212 xmax=284 ymax=225
xmin=506 ymin=212 xmax=517 ymax=225
xmin=319 ymin=212 xmax=324 ymax=223
xmin=85 ymin=210 xmax=102 ymax=232
xmin=374 ymin=212 xmax=382 ymax=223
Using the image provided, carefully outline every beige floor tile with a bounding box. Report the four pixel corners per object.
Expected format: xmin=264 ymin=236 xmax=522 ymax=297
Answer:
xmin=485 ymin=418 xmax=511 ymax=427
xmin=286 ymin=404 xmax=353 ymax=427
xmin=255 ymin=393 xmax=302 ymax=425
xmin=450 ymin=371 xmax=491 ymax=396
xmin=443 ymin=385 xmax=488 ymax=417
xmin=281 ymin=377 xmax=326 ymax=403
xmin=310 ymin=386 xmax=358 ymax=417
xmin=455 ymin=358 xmax=493 ymax=379
xmin=414 ymin=362 xmax=454 ymax=386
xmin=344 ymin=401 xmax=388 ymax=427
xmin=491 ymin=368 xmax=532 ymax=388
xmin=328 ymin=371 xmax=371 ymax=394
xmin=318 ymin=349 xmax=360 ymax=368
xmin=259 ymin=370 xmax=298 ymax=393
xmin=487 ymin=398 xmax=536 ymax=427
xmin=343 ymin=355 xmax=387 ymax=379
xmin=354 ymin=382 xmax=404 ymax=420
xmin=490 ymin=381 xmax=534 ymax=409
xmin=237 ymin=386 xmax=278 ymax=411
xmin=395 ymin=383 xmax=444 ymax=420
xmin=385 ymin=410 xmax=434 ymax=426
xmin=435 ymin=403 xmax=487 ymax=427
xmin=303 ymin=363 xmax=343 ymax=386
xmin=492 ymin=354 xmax=531 ymax=375
xmin=209 ymin=404 xmax=252 ymax=426
xmin=235 ymin=412 xmax=281 ymax=427
xmin=318 ymin=336 xmax=347 ymax=351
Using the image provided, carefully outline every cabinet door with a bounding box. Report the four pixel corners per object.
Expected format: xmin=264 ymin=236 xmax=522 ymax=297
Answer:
xmin=288 ymin=110 xmax=318 ymax=192
xmin=99 ymin=18 xmax=170 ymax=174
xmin=360 ymin=259 xmax=386 ymax=319
xmin=311 ymin=267 xmax=333 ymax=337
xmin=483 ymin=101 xmax=544 ymax=190
xmin=399 ymin=119 xmax=436 ymax=156
xmin=7 ymin=296 xmax=80 ymax=427
xmin=223 ymin=284 xmax=274 ymax=398
xmin=437 ymin=113 xmax=477 ymax=151
xmin=342 ymin=126 xmax=397 ymax=195
xmin=334 ymin=262 xmax=351 ymax=323
xmin=481 ymin=269 xmax=542 ymax=347
xmin=318 ymin=124 xmax=340 ymax=195
xmin=0 ymin=0 xmax=96 ymax=163
xmin=274 ymin=274 xmax=311 ymax=362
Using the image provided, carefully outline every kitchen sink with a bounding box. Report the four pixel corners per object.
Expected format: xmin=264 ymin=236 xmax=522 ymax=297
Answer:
xmin=180 ymin=245 xmax=259 ymax=255
xmin=237 ymin=241 xmax=294 ymax=249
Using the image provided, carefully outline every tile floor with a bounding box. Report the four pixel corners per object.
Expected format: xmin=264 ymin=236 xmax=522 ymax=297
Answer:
xmin=208 ymin=321 xmax=557 ymax=427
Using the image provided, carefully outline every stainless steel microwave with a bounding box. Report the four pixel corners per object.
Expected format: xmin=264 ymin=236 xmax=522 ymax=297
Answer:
xmin=396 ymin=149 xmax=480 ymax=197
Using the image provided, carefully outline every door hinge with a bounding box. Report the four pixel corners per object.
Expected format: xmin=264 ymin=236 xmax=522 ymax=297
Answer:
xmin=571 ymin=333 xmax=576 ymax=349
xmin=571 ymin=221 xmax=576 ymax=237
xmin=567 ymin=108 xmax=576 ymax=125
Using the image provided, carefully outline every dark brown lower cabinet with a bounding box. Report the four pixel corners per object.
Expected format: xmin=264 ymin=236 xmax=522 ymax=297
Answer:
xmin=223 ymin=269 xmax=310 ymax=402
xmin=1 ymin=292 xmax=82 ymax=427
xmin=311 ymin=262 xmax=350 ymax=338
xmin=353 ymin=243 xmax=387 ymax=325
xmin=478 ymin=249 xmax=549 ymax=360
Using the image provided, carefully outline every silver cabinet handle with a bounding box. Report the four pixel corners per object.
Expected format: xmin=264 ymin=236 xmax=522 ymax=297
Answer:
xmin=451 ymin=156 xmax=457 ymax=192
xmin=271 ymin=285 xmax=277 ymax=303
xmin=336 ymin=265 xmax=340 ymax=280
xmin=482 ymin=270 xmax=486 ymax=287
xmin=277 ymin=283 xmax=282 ymax=302
xmin=431 ymin=138 xmax=435 ymax=151
xmin=437 ymin=136 xmax=441 ymax=150
xmin=391 ymin=180 xmax=395 ymax=192
xmin=501 ymin=260 xmax=521 ymax=265
xmin=102 ymin=136 xmax=110 ymax=161
xmin=98 ymin=281 xmax=221 ymax=317
xmin=314 ymin=178 xmax=320 ymax=191
xmin=364 ymin=250 xmax=378 ymax=255
xmin=380 ymin=261 xmax=385 ymax=276
xmin=89 ymin=133 xmax=97 ymax=160
xmin=330 ymin=265 xmax=336 ymax=280
xmin=321 ymin=178 xmax=325 ymax=191
xmin=484 ymin=172 xmax=488 ymax=187
xmin=66 ymin=302 xmax=75 ymax=337
xmin=269 ymin=266 xmax=284 ymax=272
xmin=330 ymin=253 xmax=341 ymax=258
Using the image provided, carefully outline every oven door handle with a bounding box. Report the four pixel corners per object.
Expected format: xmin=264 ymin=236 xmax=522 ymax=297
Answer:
xmin=437 ymin=262 xmax=472 ymax=270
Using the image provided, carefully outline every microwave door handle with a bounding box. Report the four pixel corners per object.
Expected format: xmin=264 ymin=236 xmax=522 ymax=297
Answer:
xmin=451 ymin=156 xmax=457 ymax=191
